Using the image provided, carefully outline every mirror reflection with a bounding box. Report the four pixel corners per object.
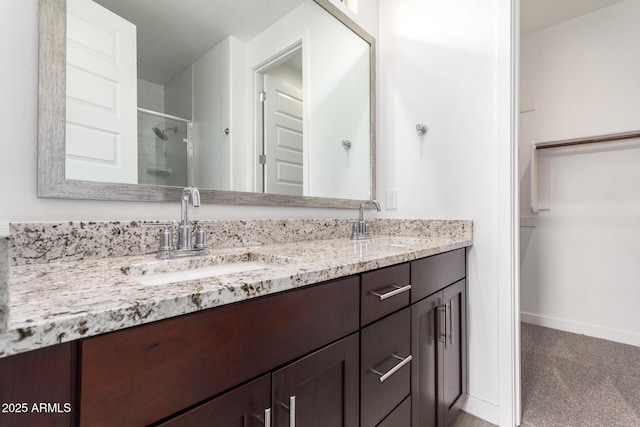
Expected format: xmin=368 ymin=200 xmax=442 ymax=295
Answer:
xmin=65 ymin=0 xmax=372 ymax=200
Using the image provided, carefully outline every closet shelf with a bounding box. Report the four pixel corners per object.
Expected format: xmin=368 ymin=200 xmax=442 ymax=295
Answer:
xmin=530 ymin=130 xmax=640 ymax=212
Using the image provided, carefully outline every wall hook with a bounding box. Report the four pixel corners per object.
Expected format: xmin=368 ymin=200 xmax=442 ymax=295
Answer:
xmin=416 ymin=124 xmax=428 ymax=136
xmin=342 ymin=140 xmax=352 ymax=150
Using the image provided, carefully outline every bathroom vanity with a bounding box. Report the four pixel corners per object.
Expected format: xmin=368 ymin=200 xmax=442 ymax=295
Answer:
xmin=0 ymin=219 xmax=471 ymax=427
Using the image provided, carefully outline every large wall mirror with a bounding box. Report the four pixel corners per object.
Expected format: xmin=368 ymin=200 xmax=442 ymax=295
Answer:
xmin=38 ymin=0 xmax=376 ymax=208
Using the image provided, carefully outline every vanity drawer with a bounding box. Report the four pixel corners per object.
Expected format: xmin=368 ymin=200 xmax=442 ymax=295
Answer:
xmin=361 ymin=307 xmax=411 ymax=427
xmin=411 ymin=249 xmax=465 ymax=303
xmin=361 ymin=263 xmax=411 ymax=326
xmin=377 ymin=396 xmax=411 ymax=427
xmin=80 ymin=276 xmax=359 ymax=427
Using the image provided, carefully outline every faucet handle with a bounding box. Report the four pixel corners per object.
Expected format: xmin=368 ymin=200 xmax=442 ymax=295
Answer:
xmin=142 ymin=223 xmax=173 ymax=251
xmin=349 ymin=220 xmax=360 ymax=240
xmin=194 ymin=223 xmax=207 ymax=250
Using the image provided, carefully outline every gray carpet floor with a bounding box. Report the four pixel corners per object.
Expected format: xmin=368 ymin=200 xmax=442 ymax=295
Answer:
xmin=521 ymin=323 xmax=640 ymax=427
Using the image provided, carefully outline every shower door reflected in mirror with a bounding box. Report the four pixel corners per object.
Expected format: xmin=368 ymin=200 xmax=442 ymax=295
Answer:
xmin=137 ymin=109 xmax=192 ymax=188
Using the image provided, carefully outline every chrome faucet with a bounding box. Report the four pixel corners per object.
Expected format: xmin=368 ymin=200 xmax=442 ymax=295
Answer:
xmin=144 ymin=187 xmax=208 ymax=259
xmin=178 ymin=187 xmax=200 ymax=250
xmin=351 ymin=200 xmax=381 ymax=240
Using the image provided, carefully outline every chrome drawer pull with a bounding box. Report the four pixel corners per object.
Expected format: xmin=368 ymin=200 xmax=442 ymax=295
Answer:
xmin=289 ymin=396 xmax=296 ymax=427
xmin=437 ymin=305 xmax=447 ymax=345
xmin=370 ymin=284 xmax=411 ymax=301
xmin=448 ymin=300 xmax=454 ymax=346
xmin=265 ymin=408 xmax=271 ymax=427
xmin=370 ymin=354 xmax=413 ymax=383
xmin=255 ymin=408 xmax=271 ymax=426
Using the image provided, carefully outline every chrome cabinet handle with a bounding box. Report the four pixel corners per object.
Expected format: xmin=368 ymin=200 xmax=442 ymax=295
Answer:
xmin=289 ymin=396 xmax=296 ymax=427
xmin=256 ymin=408 xmax=271 ymax=426
xmin=265 ymin=408 xmax=271 ymax=427
xmin=371 ymin=284 xmax=411 ymax=301
xmin=449 ymin=300 xmax=454 ymax=346
xmin=371 ymin=354 xmax=413 ymax=383
xmin=437 ymin=305 xmax=447 ymax=346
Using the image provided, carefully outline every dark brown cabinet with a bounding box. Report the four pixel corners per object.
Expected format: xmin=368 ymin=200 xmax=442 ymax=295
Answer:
xmin=0 ymin=342 xmax=77 ymax=427
xmin=411 ymin=250 xmax=467 ymax=427
xmin=361 ymin=263 xmax=411 ymax=327
xmin=273 ymin=333 xmax=359 ymax=427
xmin=80 ymin=277 xmax=359 ymax=426
xmin=162 ymin=333 xmax=359 ymax=427
xmin=377 ymin=397 xmax=411 ymax=427
xmin=158 ymin=374 xmax=271 ymax=427
xmin=441 ymin=280 xmax=467 ymax=425
xmin=361 ymin=308 xmax=411 ymax=427
xmin=0 ymin=248 xmax=468 ymax=427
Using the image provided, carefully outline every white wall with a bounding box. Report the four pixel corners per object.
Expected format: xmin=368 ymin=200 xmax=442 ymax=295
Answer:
xmin=378 ymin=0 xmax=511 ymax=423
xmin=137 ymin=79 xmax=165 ymax=113
xmin=192 ymin=38 xmax=233 ymax=191
xmin=229 ymin=36 xmax=251 ymax=192
xmin=165 ymin=66 xmax=193 ymax=120
xmin=520 ymin=0 xmax=640 ymax=346
xmin=1 ymin=1 xmax=517 ymax=423
xmin=247 ymin=0 xmax=371 ymax=200
xmin=192 ymin=36 xmax=252 ymax=192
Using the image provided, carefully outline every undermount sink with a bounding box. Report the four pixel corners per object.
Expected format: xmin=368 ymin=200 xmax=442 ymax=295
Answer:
xmin=373 ymin=237 xmax=430 ymax=248
xmin=121 ymin=252 xmax=294 ymax=286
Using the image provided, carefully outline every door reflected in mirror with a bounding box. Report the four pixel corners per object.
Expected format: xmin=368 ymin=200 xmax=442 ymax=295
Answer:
xmin=64 ymin=0 xmax=372 ymax=200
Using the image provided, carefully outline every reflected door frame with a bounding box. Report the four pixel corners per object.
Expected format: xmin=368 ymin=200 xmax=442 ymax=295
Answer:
xmin=254 ymin=40 xmax=307 ymax=195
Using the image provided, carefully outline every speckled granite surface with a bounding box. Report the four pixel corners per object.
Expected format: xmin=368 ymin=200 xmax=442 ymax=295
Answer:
xmin=9 ymin=219 xmax=471 ymax=266
xmin=1 ymin=219 xmax=472 ymax=358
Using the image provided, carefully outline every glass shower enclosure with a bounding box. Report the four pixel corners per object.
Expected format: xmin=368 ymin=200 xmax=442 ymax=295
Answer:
xmin=137 ymin=108 xmax=193 ymax=187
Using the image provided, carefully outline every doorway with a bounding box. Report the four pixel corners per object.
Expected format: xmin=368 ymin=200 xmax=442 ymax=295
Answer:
xmin=519 ymin=0 xmax=640 ymax=425
xmin=255 ymin=45 xmax=304 ymax=196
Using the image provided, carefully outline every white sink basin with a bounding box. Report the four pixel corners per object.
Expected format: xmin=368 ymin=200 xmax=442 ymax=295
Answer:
xmin=373 ymin=237 xmax=429 ymax=248
xmin=121 ymin=251 xmax=295 ymax=286
xmin=133 ymin=261 xmax=273 ymax=286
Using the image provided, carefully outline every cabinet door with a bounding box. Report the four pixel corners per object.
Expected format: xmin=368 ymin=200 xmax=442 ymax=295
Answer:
xmin=0 ymin=342 xmax=77 ymax=427
xmin=272 ymin=333 xmax=359 ymax=427
xmin=361 ymin=308 xmax=411 ymax=427
xmin=411 ymin=279 xmax=467 ymax=427
xmin=441 ymin=279 xmax=467 ymax=427
xmin=377 ymin=397 xmax=411 ymax=427
xmin=411 ymin=292 xmax=442 ymax=427
xmin=81 ymin=277 xmax=358 ymax=426
xmin=158 ymin=374 xmax=270 ymax=427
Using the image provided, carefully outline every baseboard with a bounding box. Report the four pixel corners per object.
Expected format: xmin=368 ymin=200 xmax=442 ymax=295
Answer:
xmin=462 ymin=394 xmax=499 ymax=425
xmin=521 ymin=312 xmax=640 ymax=347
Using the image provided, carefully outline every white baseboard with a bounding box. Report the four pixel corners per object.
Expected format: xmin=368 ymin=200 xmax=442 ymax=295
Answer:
xmin=463 ymin=394 xmax=499 ymax=425
xmin=521 ymin=312 xmax=640 ymax=347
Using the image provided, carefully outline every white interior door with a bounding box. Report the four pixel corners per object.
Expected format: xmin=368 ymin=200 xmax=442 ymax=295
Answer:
xmin=66 ymin=0 xmax=138 ymax=184
xmin=263 ymin=74 xmax=303 ymax=196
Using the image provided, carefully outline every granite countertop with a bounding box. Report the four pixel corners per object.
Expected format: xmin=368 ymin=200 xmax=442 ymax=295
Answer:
xmin=0 ymin=233 xmax=471 ymax=358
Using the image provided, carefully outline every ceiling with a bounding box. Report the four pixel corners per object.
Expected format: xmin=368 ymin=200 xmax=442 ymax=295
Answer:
xmin=521 ymin=0 xmax=624 ymax=35
xmin=95 ymin=0 xmax=306 ymax=85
